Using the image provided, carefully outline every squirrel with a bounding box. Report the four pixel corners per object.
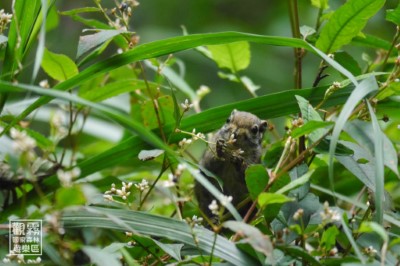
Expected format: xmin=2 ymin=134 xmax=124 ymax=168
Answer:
xmin=194 ymin=109 xmax=268 ymax=219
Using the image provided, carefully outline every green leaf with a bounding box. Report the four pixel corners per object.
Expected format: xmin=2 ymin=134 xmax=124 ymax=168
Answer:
xmin=316 ymin=0 xmax=385 ymax=53
xmin=376 ymin=81 xmax=400 ymax=100
xmin=7 ymin=32 xmax=312 ymax=131
xmin=344 ymin=120 xmax=399 ymax=176
xmin=329 ymin=77 xmax=379 ymax=195
xmin=277 ymin=246 xmax=321 ymax=266
xmin=291 ymin=121 xmax=334 ymax=139
xmin=386 ymin=4 xmax=400 ymax=25
xmin=55 ymin=186 xmax=86 ymax=209
xmin=300 ymin=25 xmax=316 ymax=39
xmin=223 ymin=221 xmax=273 ymax=257
xmin=79 ymin=79 xmax=158 ymax=102
xmin=245 ymin=164 xmax=269 ymax=200
xmin=320 ymin=226 xmax=340 ymax=251
xmin=208 ymin=41 xmax=250 ymax=72
xmin=153 ymin=240 xmax=183 ymax=261
xmin=334 ymin=51 xmax=362 ymax=77
xmin=276 ymin=169 xmax=314 ymax=195
xmin=41 ymin=48 xmax=79 ymax=81
xmin=77 ymin=29 xmax=128 ymax=59
xmin=358 ymin=221 xmax=388 ymax=243
xmin=82 ymin=246 xmax=122 ymax=266
xmin=340 ymin=213 xmax=366 ymax=263
xmin=0 ymin=0 xmax=42 ymax=111
xmin=258 ymin=193 xmax=294 ymax=208
xmin=295 ymin=95 xmax=328 ymax=143
xmin=311 ymin=0 xmax=329 ymax=10
xmin=62 ymin=206 xmax=259 ymax=266
xmin=366 ymin=101 xmax=384 ymax=225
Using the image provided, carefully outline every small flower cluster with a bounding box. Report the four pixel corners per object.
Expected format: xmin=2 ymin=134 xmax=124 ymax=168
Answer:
xmin=0 ymin=9 xmax=12 ymax=33
xmin=163 ymin=164 xmax=186 ymax=188
xmin=57 ymin=167 xmax=81 ymax=187
xmin=2 ymin=253 xmax=41 ymax=264
xmin=208 ymin=195 xmax=233 ymax=215
xmin=10 ymin=128 xmax=37 ymax=159
xmin=50 ymin=110 xmax=68 ymax=143
xmin=177 ymin=128 xmax=206 ymax=150
xmin=186 ymin=215 xmax=204 ymax=227
xmin=109 ymin=0 xmax=139 ymax=32
xmin=320 ymin=201 xmax=341 ymax=223
xmin=181 ymin=99 xmax=194 ymax=112
xmin=291 ymin=117 xmax=304 ymax=128
xmin=208 ymin=200 xmax=219 ymax=215
xmin=104 ymin=181 xmax=134 ymax=201
xmin=325 ymin=81 xmax=342 ymax=99
xmin=134 ymin=179 xmax=149 ymax=192
xmin=39 ymin=79 xmax=49 ymax=88
xmin=293 ymin=208 xmax=304 ymax=221
xmin=363 ymin=245 xmax=378 ymax=256
xmin=196 ymin=85 xmax=211 ymax=99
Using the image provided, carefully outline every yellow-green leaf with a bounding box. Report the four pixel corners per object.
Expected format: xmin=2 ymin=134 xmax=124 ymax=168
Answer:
xmin=207 ymin=41 xmax=250 ymax=72
xmin=41 ymin=48 xmax=78 ymax=81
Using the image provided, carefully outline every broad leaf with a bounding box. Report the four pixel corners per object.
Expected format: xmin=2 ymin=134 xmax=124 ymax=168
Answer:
xmin=62 ymin=206 xmax=259 ymax=266
xmin=208 ymin=41 xmax=250 ymax=72
xmin=386 ymin=4 xmax=400 ymax=25
xmin=41 ymin=48 xmax=79 ymax=81
xmin=77 ymin=29 xmax=129 ymax=59
xmin=316 ymin=0 xmax=385 ymax=53
xmin=245 ymin=164 xmax=269 ymax=200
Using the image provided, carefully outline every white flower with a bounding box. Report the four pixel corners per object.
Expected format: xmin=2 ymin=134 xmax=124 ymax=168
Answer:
xmin=196 ymin=85 xmax=210 ymax=99
xmin=192 ymin=215 xmax=203 ymax=225
xmin=320 ymin=201 xmax=340 ymax=223
xmin=180 ymin=99 xmax=193 ymax=111
xmin=39 ymin=79 xmax=49 ymax=88
xmin=103 ymin=194 xmax=113 ymax=201
xmin=293 ymin=208 xmax=304 ymax=221
xmin=10 ymin=128 xmax=36 ymax=154
xmin=364 ymin=245 xmax=378 ymax=256
xmin=179 ymin=138 xmax=192 ymax=148
xmin=219 ymin=195 xmax=233 ymax=207
xmin=135 ymin=179 xmax=149 ymax=191
xmin=57 ymin=167 xmax=81 ymax=187
xmin=208 ymin=200 xmax=219 ymax=215
xmin=163 ymin=173 xmax=176 ymax=188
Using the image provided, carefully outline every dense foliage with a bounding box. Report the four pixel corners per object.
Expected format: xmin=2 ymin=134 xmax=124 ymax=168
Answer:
xmin=0 ymin=0 xmax=400 ymax=265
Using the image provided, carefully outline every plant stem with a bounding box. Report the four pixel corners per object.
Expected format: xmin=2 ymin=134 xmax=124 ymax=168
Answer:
xmin=289 ymin=0 xmax=306 ymax=154
xmin=382 ymin=26 xmax=400 ymax=71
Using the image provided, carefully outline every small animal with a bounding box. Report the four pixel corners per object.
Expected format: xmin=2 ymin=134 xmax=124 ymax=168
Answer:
xmin=195 ymin=109 xmax=268 ymax=218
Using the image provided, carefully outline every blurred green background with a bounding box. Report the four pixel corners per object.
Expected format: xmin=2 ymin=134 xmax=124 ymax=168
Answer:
xmin=0 ymin=0 xmax=398 ymax=109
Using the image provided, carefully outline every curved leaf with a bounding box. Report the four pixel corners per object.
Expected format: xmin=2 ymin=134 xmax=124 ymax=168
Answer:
xmin=4 ymin=32 xmax=311 ymax=133
xmin=208 ymin=41 xmax=250 ymax=72
xmin=328 ymin=77 xmax=378 ymax=194
xmin=62 ymin=206 xmax=259 ymax=266
xmin=316 ymin=0 xmax=385 ymax=53
xmin=41 ymin=48 xmax=79 ymax=81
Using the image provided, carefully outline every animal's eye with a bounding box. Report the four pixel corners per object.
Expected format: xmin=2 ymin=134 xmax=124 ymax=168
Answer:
xmin=251 ymin=124 xmax=259 ymax=134
xmin=259 ymin=121 xmax=268 ymax=133
xmin=226 ymin=118 xmax=231 ymax=123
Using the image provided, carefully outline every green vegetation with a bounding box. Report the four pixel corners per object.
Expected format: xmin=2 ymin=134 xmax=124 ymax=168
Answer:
xmin=0 ymin=0 xmax=399 ymax=265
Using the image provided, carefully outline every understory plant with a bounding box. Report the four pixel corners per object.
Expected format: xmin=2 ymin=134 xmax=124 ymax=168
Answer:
xmin=0 ymin=0 xmax=400 ymax=265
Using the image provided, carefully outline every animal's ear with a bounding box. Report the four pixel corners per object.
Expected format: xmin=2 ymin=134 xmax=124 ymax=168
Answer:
xmin=226 ymin=109 xmax=237 ymax=123
xmin=259 ymin=120 xmax=268 ymax=133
